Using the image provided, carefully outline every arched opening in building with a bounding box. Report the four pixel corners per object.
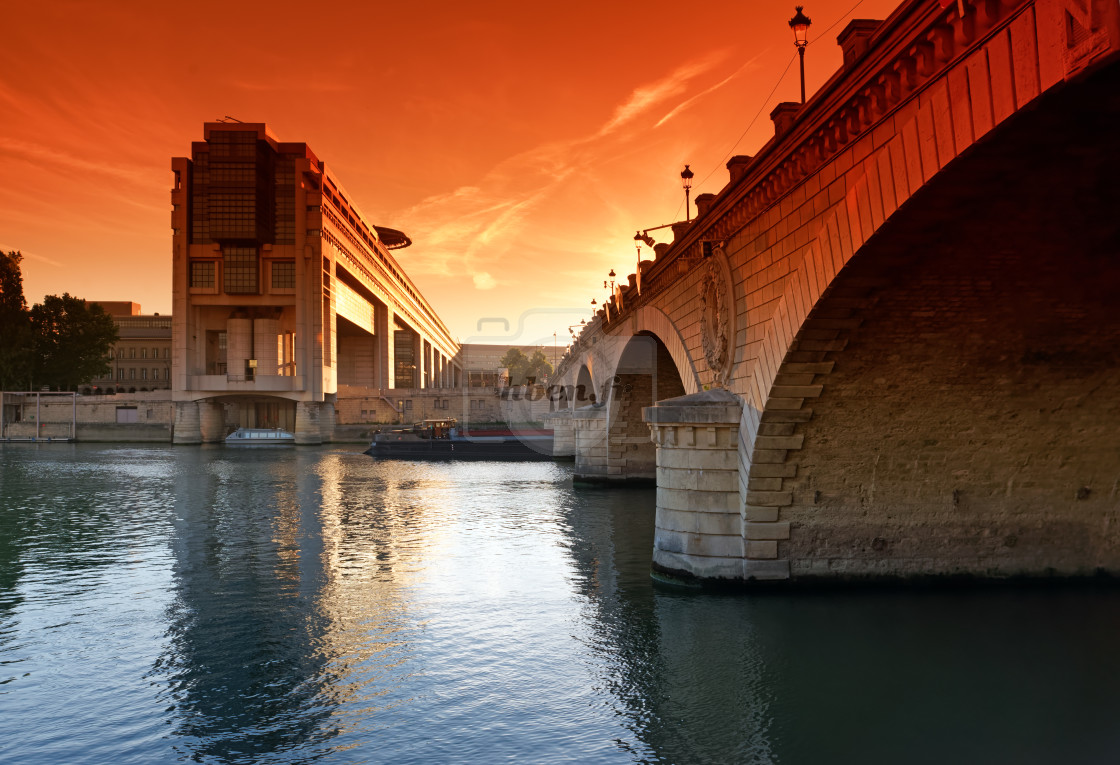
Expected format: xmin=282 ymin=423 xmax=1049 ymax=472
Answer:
xmin=604 ymin=331 xmax=687 ymax=482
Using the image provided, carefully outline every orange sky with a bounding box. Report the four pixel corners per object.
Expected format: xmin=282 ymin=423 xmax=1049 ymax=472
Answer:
xmin=2 ymin=0 xmax=901 ymax=348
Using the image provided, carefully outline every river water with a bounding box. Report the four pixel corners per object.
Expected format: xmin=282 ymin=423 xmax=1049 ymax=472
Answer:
xmin=1 ymin=444 xmax=1118 ymax=764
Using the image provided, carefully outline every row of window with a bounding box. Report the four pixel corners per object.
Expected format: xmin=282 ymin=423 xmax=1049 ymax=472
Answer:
xmin=115 ymin=347 xmax=169 ymax=360
xmin=190 ymin=254 xmax=295 ymax=293
xmin=98 ymin=368 xmax=167 ymax=381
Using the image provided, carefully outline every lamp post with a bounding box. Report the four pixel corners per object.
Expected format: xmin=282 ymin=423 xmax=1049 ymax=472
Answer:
xmin=681 ymin=165 xmax=694 ymax=222
xmin=636 ymin=238 xmax=647 ymax=295
xmin=789 ymin=6 xmax=812 ymax=104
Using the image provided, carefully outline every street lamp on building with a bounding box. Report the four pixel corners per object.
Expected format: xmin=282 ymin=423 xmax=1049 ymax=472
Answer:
xmin=681 ymin=165 xmax=694 ymax=222
xmin=789 ymin=6 xmax=812 ymax=104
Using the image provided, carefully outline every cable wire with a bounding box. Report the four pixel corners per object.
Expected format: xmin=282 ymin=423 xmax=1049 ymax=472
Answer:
xmin=670 ymin=0 xmax=868 ymax=221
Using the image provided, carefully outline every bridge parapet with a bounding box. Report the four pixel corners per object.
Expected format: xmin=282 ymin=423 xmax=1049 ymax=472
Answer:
xmin=600 ymin=0 xmax=1120 ymax=332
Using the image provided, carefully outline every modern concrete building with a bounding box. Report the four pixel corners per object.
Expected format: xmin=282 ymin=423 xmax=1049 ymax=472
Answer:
xmin=171 ymin=122 xmax=460 ymax=443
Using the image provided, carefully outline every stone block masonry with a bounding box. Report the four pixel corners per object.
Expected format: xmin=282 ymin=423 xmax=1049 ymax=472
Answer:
xmin=645 ymin=390 xmax=751 ymax=581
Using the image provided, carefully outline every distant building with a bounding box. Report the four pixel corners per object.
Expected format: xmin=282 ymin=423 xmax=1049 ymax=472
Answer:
xmin=459 ymin=344 xmax=550 ymax=388
xmin=171 ymin=123 xmax=461 ymax=442
xmin=85 ymin=302 xmax=172 ymax=393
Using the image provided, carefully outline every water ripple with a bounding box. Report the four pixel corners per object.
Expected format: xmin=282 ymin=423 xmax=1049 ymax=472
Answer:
xmin=3 ymin=445 xmax=1120 ymax=764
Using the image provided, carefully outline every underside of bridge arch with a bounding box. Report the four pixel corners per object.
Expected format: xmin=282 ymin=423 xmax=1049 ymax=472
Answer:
xmin=756 ymin=62 xmax=1120 ymax=581
xmin=574 ymin=332 xmax=687 ymax=484
xmin=575 ymin=363 xmax=595 ymax=406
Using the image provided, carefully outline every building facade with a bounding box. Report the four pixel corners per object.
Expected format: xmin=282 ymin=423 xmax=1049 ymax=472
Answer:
xmin=171 ymin=123 xmax=461 ymax=442
xmin=85 ymin=302 xmax=172 ymax=394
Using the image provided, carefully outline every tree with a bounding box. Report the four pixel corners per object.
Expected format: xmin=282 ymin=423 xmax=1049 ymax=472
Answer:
xmin=499 ymin=347 xmax=553 ymax=386
xmin=0 ymin=250 xmax=33 ymax=390
xmin=499 ymin=348 xmax=529 ymax=387
xmin=524 ymin=349 xmax=553 ymax=384
xmin=29 ymin=294 xmax=118 ymax=390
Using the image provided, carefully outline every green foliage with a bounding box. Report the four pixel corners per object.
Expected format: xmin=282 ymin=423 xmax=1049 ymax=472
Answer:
xmin=0 ymin=250 xmax=33 ymax=389
xmin=29 ymin=294 xmax=118 ymax=391
xmin=499 ymin=347 xmax=553 ymax=386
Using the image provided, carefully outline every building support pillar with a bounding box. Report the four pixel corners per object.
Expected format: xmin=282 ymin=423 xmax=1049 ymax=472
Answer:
xmin=375 ymin=304 xmax=395 ymax=390
xmin=319 ymin=398 xmax=336 ymax=442
xmin=172 ymin=401 xmax=201 ymax=444
xmin=294 ymin=401 xmax=323 ymax=445
xmin=644 ymin=390 xmax=754 ymax=583
xmin=413 ymin=332 xmax=424 ymax=389
xmin=198 ymin=400 xmax=225 ymax=443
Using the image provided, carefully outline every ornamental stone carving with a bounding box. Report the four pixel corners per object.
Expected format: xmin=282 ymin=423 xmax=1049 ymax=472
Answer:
xmin=699 ymin=243 xmax=736 ymax=388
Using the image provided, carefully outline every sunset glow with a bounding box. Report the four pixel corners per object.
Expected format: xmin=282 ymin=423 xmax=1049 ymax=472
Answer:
xmin=3 ymin=0 xmax=900 ymax=343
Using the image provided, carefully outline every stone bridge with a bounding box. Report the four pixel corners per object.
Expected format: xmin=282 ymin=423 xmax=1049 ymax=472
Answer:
xmin=550 ymin=0 xmax=1120 ymax=585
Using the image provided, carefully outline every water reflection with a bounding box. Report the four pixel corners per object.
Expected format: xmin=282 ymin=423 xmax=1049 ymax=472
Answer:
xmin=3 ymin=445 xmax=1120 ymax=764
xmin=157 ymin=447 xmax=338 ymax=762
xmin=557 ymin=490 xmax=779 ymax=763
xmin=560 ymin=488 xmax=1120 ymax=764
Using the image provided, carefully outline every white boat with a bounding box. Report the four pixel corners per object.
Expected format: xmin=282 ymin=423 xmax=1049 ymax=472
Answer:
xmin=225 ymin=427 xmax=295 ymax=445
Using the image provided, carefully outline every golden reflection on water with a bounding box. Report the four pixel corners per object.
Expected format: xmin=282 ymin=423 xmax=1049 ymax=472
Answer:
xmin=305 ymin=454 xmax=463 ymax=716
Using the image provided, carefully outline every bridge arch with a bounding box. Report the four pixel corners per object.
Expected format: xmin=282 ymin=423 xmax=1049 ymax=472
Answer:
xmin=570 ymin=327 xmax=691 ymax=484
xmin=740 ymin=60 xmax=1120 ymax=580
xmin=620 ymin=306 xmax=703 ymax=396
xmin=575 ymin=362 xmax=595 ymax=406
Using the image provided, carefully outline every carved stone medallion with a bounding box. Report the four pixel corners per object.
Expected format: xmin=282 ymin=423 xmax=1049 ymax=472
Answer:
xmin=699 ymin=243 xmax=735 ymax=388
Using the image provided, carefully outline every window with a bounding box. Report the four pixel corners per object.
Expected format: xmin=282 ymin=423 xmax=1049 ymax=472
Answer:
xmin=223 ymin=246 xmax=258 ymax=294
xmin=118 ymin=369 xmax=124 ymax=381
xmin=271 ymin=260 xmax=295 ymax=289
xmin=190 ymin=260 xmax=216 ymax=288
xmin=209 ymin=191 xmax=257 ymax=239
xmin=141 ymin=348 xmax=148 ymax=360
xmin=128 ymin=368 xmax=135 ymax=380
xmin=152 ymin=368 xmax=159 ymax=380
xmin=152 ymin=347 xmax=159 ymax=359
xmin=405 ymin=400 xmax=413 ymax=410
xmin=129 ymin=348 xmax=135 ymax=359
xmin=141 ymin=369 xmax=148 ymax=380
xmin=164 ymin=348 xmax=169 ymax=359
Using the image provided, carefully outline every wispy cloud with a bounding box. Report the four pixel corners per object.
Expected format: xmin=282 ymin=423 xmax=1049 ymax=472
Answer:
xmin=230 ymin=78 xmax=354 ymax=94
xmin=473 ymin=272 xmax=497 ymax=290
xmin=0 ymin=137 xmax=155 ymax=185
xmin=392 ymin=51 xmax=741 ymax=296
xmin=598 ymin=52 xmax=729 ymax=136
xmin=0 ymin=243 xmax=64 ymax=267
xmin=655 ymin=56 xmax=761 ymax=128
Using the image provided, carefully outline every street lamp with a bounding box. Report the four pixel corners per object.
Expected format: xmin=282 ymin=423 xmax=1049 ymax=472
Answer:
xmin=681 ymin=165 xmax=694 ymax=222
xmin=604 ymin=269 xmax=616 ymax=292
xmin=789 ymin=5 xmax=812 ymax=104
